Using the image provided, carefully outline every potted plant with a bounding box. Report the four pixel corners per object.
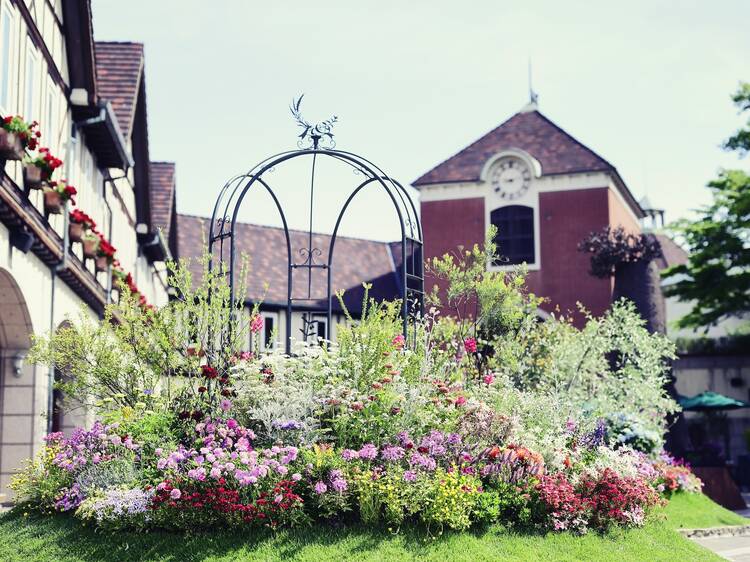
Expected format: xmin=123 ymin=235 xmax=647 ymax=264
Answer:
xmin=95 ymin=235 xmax=116 ymax=272
xmin=81 ymin=231 xmax=99 ymax=259
xmin=111 ymin=262 xmax=127 ymax=293
xmin=68 ymin=210 xmax=96 ymax=243
xmin=0 ymin=116 xmax=39 ymax=160
xmin=43 ymin=180 xmax=77 ymax=215
xmin=23 ymin=147 xmax=63 ymax=190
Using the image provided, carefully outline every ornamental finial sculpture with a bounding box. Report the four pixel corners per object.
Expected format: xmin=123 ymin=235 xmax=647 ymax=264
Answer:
xmin=290 ymin=94 xmax=338 ymax=149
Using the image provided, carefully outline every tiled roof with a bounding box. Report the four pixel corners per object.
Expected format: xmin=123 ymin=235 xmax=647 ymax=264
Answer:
xmin=654 ymin=233 xmax=688 ymax=269
xmin=94 ymin=42 xmax=144 ymax=137
xmin=413 ymin=110 xmax=615 ymax=186
xmin=149 ymin=162 xmax=176 ymax=239
xmin=177 ymin=214 xmax=401 ymax=313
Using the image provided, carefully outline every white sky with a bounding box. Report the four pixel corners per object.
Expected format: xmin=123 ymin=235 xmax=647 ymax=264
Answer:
xmin=93 ymin=0 xmax=750 ymax=241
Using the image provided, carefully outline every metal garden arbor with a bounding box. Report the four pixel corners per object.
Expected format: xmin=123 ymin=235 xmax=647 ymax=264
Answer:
xmin=208 ymin=97 xmax=424 ymax=354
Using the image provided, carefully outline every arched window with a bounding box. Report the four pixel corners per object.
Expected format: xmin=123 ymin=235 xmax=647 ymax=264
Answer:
xmin=490 ymin=205 xmax=535 ymax=265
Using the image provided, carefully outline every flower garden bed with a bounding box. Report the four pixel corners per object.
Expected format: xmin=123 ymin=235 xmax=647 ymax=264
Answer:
xmin=0 ymin=493 xmax=745 ymax=562
xmin=9 ymin=238 xmax=722 ymax=558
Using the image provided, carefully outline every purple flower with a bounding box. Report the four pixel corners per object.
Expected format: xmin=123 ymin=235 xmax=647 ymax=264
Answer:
xmin=331 ymin=478 xmax=348 ymax=492
xmin=410 ymin=452 xmax=436 ymax=471
xmin=170 ymin=488 xmax=182 ymax=500
xmin=272 ymin=419 xmax=302 ymax=431
xmin=187 ymin=467 xmax=206 ymax=481
xmin=403 ymin=470 xmax=417 ymax=482
xmin=358 ymin=444 xmax=378 ymax=460
xmin=342 ymin=449 xmax=359 ymax=461
xmin=291 ymin=473 xmax=302 ymax=481
xmin=314 ymin=481 xmax=328 ymax=494
xmin=143 ymin=389 xmax=153 ymax=395
xmin=381 ymin=445 xmax=405 ymax=462
xmin=220 ymin=399 xmax=232 ymax=412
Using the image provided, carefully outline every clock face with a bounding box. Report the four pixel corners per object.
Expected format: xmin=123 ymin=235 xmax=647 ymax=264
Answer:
xmin=490 ymin=157 xmax=532 ymax=200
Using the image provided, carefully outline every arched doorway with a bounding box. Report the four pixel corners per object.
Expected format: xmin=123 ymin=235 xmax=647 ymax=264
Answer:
xmin=0 ymin=267 xmax=35 ymax=502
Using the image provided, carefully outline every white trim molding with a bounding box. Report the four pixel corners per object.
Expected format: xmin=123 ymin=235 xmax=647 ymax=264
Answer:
xmin=479 ymin=148 xmax=543 ymax=182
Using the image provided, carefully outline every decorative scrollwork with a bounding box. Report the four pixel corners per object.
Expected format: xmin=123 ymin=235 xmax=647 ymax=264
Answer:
xmin=290 ymin=94 xmax=337 ymax=150
xmin=296 ymin=246 xmax=323 ymax=267
xmin=300 ymin=313 xmax=323 ymax=341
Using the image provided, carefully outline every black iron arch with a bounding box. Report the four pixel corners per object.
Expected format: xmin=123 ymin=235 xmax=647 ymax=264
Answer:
xmin=208 ymin=108 xmax=423 ymax=355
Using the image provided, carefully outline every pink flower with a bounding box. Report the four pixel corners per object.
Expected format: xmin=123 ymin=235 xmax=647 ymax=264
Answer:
xmin=314 ymin=481 xmax=327 ymax=494
xmin=483 ymin=373 xmax=495 ymax=385
xmin=342 ymin=449 xmax=359 ymax=461
xmin=221 ymin=399 xmax=232 ymax=412
xmin=464 ymin=337 xmax=477 ymax=354
xmin=392 ymin=334 xmax=405 ymax=350
xmin=188 ymin=467 xmax=206 ymax=481
xmin=170 ymin=488 xmax=182 ymax=500
xmin=455 ymin=395 xmax=467 ymax=407
xmin=250 ymin=314 xmax=263 ymax=333
xmin=358 ymin=444 xmax=378 ymax=460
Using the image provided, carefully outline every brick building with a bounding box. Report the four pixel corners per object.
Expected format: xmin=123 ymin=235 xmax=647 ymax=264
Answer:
xmin=413 ymin=101 xmax=644 ymax=322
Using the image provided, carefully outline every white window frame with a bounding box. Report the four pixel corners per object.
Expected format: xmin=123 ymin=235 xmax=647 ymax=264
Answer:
xmin=24 ymin=42 xmax=39 ymax=121
xmin=482 ymin=149 xmax=542 ymax=272
xmin=46 ymin=81 xmax=57 ymax=152
xmin=0 ymin=1 xmax=15 ymax=114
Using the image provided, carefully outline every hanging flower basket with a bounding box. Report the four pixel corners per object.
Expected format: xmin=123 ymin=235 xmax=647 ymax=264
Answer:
xmin=93 ymin=234 xmax=117 ymax=273
xmin=68 ymin=222 xmax=84 ymax=242
xmin=1 ymin=116 xmax=40 ymax=159
xmin=0 ymin=129 xmax=24 ymax=161
xmin=95 ymin=255 xmax=109 ymax=272
xmin=82 ymin=235 xmax=99 ymax=259
xmin=24 ymin=148 xmax=63 ymax=186
xmin=69 ymin=210 xmax=96 ymax=243
xmin=23 ymin=162 xmax=44 ymax=190
xmin=43 ymin=188 xmax=63 ymax=215
xmin=111 ymin=264 xmax=126 ymax=292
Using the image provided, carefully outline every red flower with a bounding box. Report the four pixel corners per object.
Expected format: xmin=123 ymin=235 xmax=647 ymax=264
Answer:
xmin=201 ymin=365 xmax=218 ymax=379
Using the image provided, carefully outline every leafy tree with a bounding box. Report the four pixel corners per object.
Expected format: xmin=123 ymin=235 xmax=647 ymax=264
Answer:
xmin=663 ymin=83 xmax=750 ymax=329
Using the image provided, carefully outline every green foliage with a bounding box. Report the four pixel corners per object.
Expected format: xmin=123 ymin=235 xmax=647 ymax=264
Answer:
xmin=487 ymin=299 xmax=678 ymax=454
xmin=417 ymin=468 xmax=482 ymax=532
xmin=664 ymin=82 xmax=750 ymax=329
xmin=28 ymin=253 xmax=249 ymax=418
xmin=10 ymin=447 xmax=72 ymax=512
xmin=74 ymin=459 xmax=139 ymax=497
xmin=428 ymin=226 xmax=539 ymax=337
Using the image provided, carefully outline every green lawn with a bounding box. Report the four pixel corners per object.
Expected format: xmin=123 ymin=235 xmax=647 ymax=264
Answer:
xmin=0 ymin=493 xmax=746 ymax=562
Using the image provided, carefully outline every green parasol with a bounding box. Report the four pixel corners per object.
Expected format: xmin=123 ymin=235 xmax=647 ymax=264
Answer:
xmin=679 ymin=391 xmax=750 ymax=411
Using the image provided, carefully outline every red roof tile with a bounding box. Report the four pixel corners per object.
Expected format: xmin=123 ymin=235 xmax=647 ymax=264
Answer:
xmin=654 ymin=233 xmax=688 ymax=269
xmin=177 ymin=214 xmax=401 ymax=313
xmin=413 ymin=110 xmax=615 ymax=186
xmin=94 ymin=42 xmax=144 ymax=137
xmin=149 ymin=162 xmax=176 ymax=239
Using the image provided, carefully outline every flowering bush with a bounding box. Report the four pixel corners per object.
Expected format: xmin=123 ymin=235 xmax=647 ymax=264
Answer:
xmin=18 ymin=244 xmax=702 ymax=536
